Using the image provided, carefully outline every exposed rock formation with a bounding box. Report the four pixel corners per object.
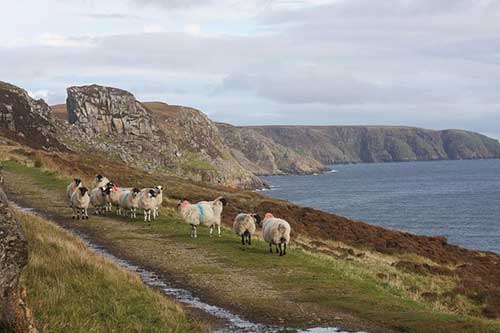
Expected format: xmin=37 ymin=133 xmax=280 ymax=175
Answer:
xmin=244 ymin=126 xmax=500 ymax=164
xmin=0 ymin=81 xmax=67 ymax=152
xmin=216 ymin=123 xmax=327 ymax=175
xmin=65 ymin=86 xmax=263 ymax=188
xmin=0 ymin=191 xmax=36 ymax=332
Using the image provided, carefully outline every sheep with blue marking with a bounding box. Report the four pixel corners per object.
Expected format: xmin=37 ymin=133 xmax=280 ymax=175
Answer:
xmin=176 ymin=196 xmax=227 ymax=238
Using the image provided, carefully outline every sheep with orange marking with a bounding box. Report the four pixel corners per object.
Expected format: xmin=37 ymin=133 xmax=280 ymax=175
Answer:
xmin=262 ymin=213 xmax=291 ymax=256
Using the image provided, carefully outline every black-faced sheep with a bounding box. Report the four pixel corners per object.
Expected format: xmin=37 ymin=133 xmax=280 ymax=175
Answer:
xmin=66 ymin=178 xmax=82 ymax=200
xmin=70 ymin=187 xmax=90 ymax=220
xmin=233 ymin=213 xmax=261 ymax=245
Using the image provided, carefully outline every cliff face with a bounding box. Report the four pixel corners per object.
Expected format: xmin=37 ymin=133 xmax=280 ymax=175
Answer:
xmin=0 ymin=81 xmax=68 ymax=152
xmin=64 ymin=86 xmax=263 ymax=189
xmin=245 ymin=126 xmax=500 ymax=164
xmin=216 ymin=123 xmax=327 ymax=175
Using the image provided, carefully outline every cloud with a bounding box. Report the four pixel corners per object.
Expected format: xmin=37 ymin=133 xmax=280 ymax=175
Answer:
xmin=1 ymin=0 xmax=500 ymax=139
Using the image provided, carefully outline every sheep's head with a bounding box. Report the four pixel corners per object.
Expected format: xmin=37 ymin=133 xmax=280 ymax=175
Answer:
xmin=96 ymin=174 xmax=103 ymax=181
xmin=132 ymin=188 xmax=141 ymax=197
xmin=148 ymin=189 xmax=157 ymax=198
xmin=74 ymin=178 xmax=82 ymax=186
xmin=216 ymin=196 xmax=227 ymax=206
xmin=155 ymin=185 xmax=163 ymax=192
xmin=79 ymin=187 xmax=88 ymax=196
xmin=100 ymin=187 xmax=109 ymax=195
xmin=252 ymin=214 xmax=262 ymax=226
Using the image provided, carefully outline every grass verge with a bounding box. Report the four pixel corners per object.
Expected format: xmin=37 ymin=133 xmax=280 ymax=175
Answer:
xmin=15 ymin=209 xmax=202 ymax=333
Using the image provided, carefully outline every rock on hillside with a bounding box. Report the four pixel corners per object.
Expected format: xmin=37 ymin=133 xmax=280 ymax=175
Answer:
xmin=143 ymin=102 xmax=264 ymax=188
xmin=0 ymin=81 xmax=68 ymax=152
xmin=216 ymin=123 xmax=327 ymax=175
xmin=0 ymin=192 xmax=36 ymax=332
xmin=65 ymin=86 xmax=263 ymax=189
xmin=246 ymin=126 xmax=500 ymax=164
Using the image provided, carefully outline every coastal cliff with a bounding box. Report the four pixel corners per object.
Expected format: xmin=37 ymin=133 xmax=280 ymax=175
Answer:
xmin=243 ymin=126 xmax=500 ymax=164
xmin=63 ymin=86 xmax=264 ymax=189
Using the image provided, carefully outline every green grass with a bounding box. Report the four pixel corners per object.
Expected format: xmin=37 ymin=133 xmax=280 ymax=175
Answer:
xmin=15 ymin=210 xmax=202 ymax=333
xmin=5 ymin=159 xmax=500 ymax=333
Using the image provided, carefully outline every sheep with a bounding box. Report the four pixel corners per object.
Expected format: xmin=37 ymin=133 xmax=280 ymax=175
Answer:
xmin=106 ymin=183 xmax=130 ymax=215
xmin=176 ymin=196 xmax=227 ymax=238
xmin=66 ymin=178 xmax=82 ymax=200
xmin=233 ymin=213 xmax=261 ymax=245
xmin=90 ymin=186 xmax=108 ymax=215
xmin=93 ymin=174 xmax=110 ymax=189
xmin=138 ymin=188 xmax=157 ymax=222
xmin=153 ymin=185 xmax=163 ymax=219
xmin=70 ymin=187 xmax=90 ymax=220
xmin=120 ymin=188 xmax=141 ymax=218
xmin=261 ymin=213 xmax=291 ymax=256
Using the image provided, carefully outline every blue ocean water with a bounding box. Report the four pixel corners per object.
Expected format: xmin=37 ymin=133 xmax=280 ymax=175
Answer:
xmin=261 ymin=159 xmax=500 ymax=253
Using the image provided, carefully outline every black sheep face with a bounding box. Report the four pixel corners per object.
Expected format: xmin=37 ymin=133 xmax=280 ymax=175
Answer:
xmin=79 ymin=187 xmax=88 ymax=195
xmin=252 ymin=214 xmax=262 ymax=226
xmin=96 ymin=174 xmax=103 ymax=181
xmin=148 ymin=189 xmax=157 ymax=198
xmin=74 ymin=178 xmax=82 ymax=186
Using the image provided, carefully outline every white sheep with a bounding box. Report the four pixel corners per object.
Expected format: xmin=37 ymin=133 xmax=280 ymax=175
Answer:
xmin=93 ymin=174 xmax=110 ymax=189
xmin=120 ymin=188 xmax=141 ymax=218
xmin=233 ymin=213 xmax=261 ymax=245
xmin=138 ymin=188 xmax=158 ymax=222
xmin=66 ymin=178 xmax=82 ymax=200
xmin=262 ymin=213 xmax=291 ymax=256
xmin=153 ymin=185 xmax=163 ymax=219
xmin=176 ymin=196 xmax=227 ymax=238
xmin=107 ymin=184 xmax=130 ymax=215
xmin=90 ymin=186 xmax=108 ymax=215
xmin=70 ymin=187 xmax=90 ymax=220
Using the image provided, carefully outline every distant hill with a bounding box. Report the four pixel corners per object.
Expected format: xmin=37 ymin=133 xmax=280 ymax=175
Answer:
xmin=235 ymin=125 xmax=500 ymax=164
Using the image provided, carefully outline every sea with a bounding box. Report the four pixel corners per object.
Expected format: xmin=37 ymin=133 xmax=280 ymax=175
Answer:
xmin=261 ymin=159 xmax=500 ymax=253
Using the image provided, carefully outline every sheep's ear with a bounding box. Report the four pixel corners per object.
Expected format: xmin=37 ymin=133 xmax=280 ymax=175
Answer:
xmin=219 ymin=197 xmax=227 ymax=206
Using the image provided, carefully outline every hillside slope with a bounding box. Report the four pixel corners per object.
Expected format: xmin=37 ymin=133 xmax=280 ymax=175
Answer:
xmin=216 ymin=122 xmax=327 ymax=175
xmin=244 ymin=126 xmax=500 ymax=164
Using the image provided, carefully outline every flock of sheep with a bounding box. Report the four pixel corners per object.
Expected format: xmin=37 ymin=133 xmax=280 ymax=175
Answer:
xmin=66 ymin=175 xmax=292 ymax=255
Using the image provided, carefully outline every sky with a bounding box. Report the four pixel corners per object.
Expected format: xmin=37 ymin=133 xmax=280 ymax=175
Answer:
xmin=2 ymin=0 xmax=500 ymax=139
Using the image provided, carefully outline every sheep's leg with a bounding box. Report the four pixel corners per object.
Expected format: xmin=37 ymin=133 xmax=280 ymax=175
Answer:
xmin=269 ymin=243 xmax=272 ymax=254
xmin=194 ymin=226 xmax=197 ymax=238
xmin=209 ymin=225 xmax=213 ymax=237
xmin=279 ymin=243 xmax=283 ymax=256
xmin=241 ymin=235 xmax=245 ymax=245
xmin=144 ymin=209 xmax=147 ymax=222
xmin=248 ymin=233 xmax=251 ymax=245
xmin=283 ymin=243 xmax=287 ymax=255
xmin=275 ymin=245 xmax=279 ymax=254
xmin=72 ymin=207 xmax=76 ymax=219
xmin=191 ymin=225 xmax=195 ymax=238
xmin=85 ymin=208 xmax=89 ymax=219
xmin=217 ymin=224 xmax=221 ymax=237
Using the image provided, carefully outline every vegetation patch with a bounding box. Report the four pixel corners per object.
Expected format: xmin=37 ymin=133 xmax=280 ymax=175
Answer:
xmin=15 ymin=209 xmax=202 ymax=333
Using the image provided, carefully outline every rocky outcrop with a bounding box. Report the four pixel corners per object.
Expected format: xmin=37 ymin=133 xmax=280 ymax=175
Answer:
xmin=0 ymin=190 xmax=36 ymax=332
xmin=245 ymin=126 xmax=500 ymax=164
xmin=143 ymin=102 xmax=264 ymax=188
xmin=0 ymin=81 xmax=68 ymax=152
xmin=216 ymin=123 xmax=327 ymax=175
xmin=65 ymin=86 xmax=263 ymax=189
